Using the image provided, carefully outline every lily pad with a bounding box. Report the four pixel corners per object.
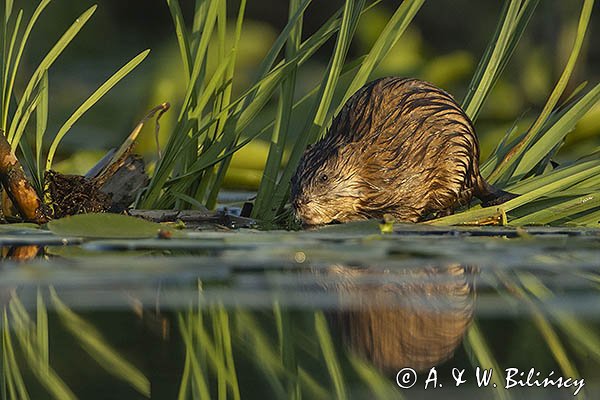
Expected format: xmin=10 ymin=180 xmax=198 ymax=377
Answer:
xmin=0 ymin=223 xmax=40 ymax=232
xmin=47 ymin=213 xmax=173 ymax=239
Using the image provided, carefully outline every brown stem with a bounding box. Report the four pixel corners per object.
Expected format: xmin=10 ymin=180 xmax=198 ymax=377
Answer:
xmin=0 ymin=132 xmax=48 ymax=223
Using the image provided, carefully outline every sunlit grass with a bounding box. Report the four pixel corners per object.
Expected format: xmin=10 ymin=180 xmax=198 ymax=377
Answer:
xmin=0 ymin=3 xmax=147 ymax=195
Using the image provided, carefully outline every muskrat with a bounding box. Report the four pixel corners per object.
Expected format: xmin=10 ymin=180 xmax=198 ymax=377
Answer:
xmin=291 ymin=77 xmax=515 ymax=225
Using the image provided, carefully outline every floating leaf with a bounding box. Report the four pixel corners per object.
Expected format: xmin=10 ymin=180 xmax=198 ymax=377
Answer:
xmin=47 ymin=213 xmax=173 ymax=239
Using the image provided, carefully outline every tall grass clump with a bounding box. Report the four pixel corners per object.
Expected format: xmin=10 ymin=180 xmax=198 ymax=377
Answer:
xmin=139 ymin=0 xmax=599 ymax=227
xmin=137 ymin=0 xmax=425 ymax=214
xmin=0 ymin=1 xmax=148 ymax=195
xmin=433 ymin=0 xmax=599 ymax=226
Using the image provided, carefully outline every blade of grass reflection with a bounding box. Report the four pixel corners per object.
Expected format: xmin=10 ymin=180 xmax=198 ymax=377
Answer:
xmin=234 ymin=312 xmax=287 ymax=398
xmin=2 ymin=311 xmax=30 ymax=400
xmin=502 ymin=273 xmax=586 ymax=400
xmin=315 ymin=312 xmax=347 ymax=400
xmin=464 ymin=322 xmax=511 ymax=400
xmin=217 ymin=307 xmax=241 ymax=400
xmin=274 ymin=302 xmax=301 ymax=400
xmin=519 ymin=272 xmax=600 ymax=364
xmin=177 ymin=313 xmax=210 ymax=400
xmin=49 ymin=288 xmax=150 ymax=397
xmin=211 ymin=308 xmax=227 ymax=400
xmin=348 ymin=353 xmax=404 ymax=400
xmin=8 ymin=294 xmax=76 ymax=400
xmin=235 ymin=311 xmax=330 ymax=399
xmin=36 ymin=290 xmax=48 ymax=369
xmin=177 ymin=350 xmax=192 ymax=400
xmin=185 ymin=305 xmax=242 ymax=397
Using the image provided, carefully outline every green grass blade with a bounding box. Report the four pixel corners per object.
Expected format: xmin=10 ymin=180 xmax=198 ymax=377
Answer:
xmin=177 ymin=350 xmax=192 ymax=400
xmin=252 ymin=0 xmax=311 ymax=81
xmin=348 ymin=353 xmax=404 ymax=400
xmin=35 ymin=69 xmax=48 ymax=187
xmin=510 ymin=192 xmax=600 ymax=225
xmin=314 ymin=0 xmax=364 ymax=127
xmin=487 ymin=0 xmax=594 ymax=183
xmin=1 ymin=8 xmax=22 ymax=126
xmin=49 ymin=287 xmax=151 ymax=397
xmin=519 ymin=272 xmax=600 ymax=364
xmin=218 ymin=307 xmax=240 ymax=400
xmin=430 ymin=163 xmax=600 ymax=225
xmin=2 ymin=311 xmax=30 ymax=400
xmin=2 ymin=0 xmax=51 ymax=131
xmin=9 ymin=295 xmax=77 ymax=400
xmin=246 ymin=0 xmax=303 ymax=219
xmin=463 ymin=0 xmax=539 ymax=121
xmin=177 ymin=0 xmax=220 ymax=122
xmin=45 ymin=49 xmax=150 ymax=170
xmin=509 ymin=83 xmax=600 ymax=180
xmin=36 ymin=290 xmax=48 ymax=368
xmin=513 ymin=274 xmax=585 ymax=399
xmin=464 ymin=322 xmax=511 ymax=400
xmin=12 ymin=88 xmax=41 ymax=152
xmin=177 ymin=314 xmax=211 ymax=400
xmin=271 ymin=0 xmax=366 ymax=217
xmin=315 ymin=312 xmax=346 ymax=400
xmin=7 ymin=4 xmax=95 ymax=145
xmin=339 ymin=0 xmax=424 ymax=109
xmin=566 ymin=208 xmax=600 ymax=226
xmin=166 ymin=0 xmax=192 ymax=79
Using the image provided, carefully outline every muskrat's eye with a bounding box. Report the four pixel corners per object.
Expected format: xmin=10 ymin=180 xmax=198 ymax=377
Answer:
xmin=320 ymin=174 xmax=328 ymax=182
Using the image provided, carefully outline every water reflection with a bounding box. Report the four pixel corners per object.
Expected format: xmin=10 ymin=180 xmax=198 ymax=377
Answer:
xmin=1 ymin=245 xmax=41 ymax=261
xmin=321 ymin=264 xmax=475 ymax=372
xmin=0 ymin=227 xmax=598 ymax=399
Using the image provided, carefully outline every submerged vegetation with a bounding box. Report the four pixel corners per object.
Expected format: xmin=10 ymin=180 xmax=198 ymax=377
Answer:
xmin=0 ymin=0 xmax=597 ymax=226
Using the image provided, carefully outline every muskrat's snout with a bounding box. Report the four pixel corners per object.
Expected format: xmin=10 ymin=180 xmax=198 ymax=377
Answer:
xmin=290 ymin=189 xmax=329 ymax=226
xmin=291 ymin=193 xmax=316 ymax=225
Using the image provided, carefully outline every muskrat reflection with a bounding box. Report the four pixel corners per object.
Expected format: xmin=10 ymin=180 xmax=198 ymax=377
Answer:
xmin=321 ymin=264 xmax=475 ymax=372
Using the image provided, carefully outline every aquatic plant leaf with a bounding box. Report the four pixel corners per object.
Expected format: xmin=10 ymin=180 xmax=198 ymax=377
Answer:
xmin=462 ymin=0 xmax=539 ymax=121
xmin=510 ymin=192 xmax=600 ymax=225
xmin=339 ymin=0 xmax=424 ymax=110
xmin=431 ymin=163 xmax=600 ymax=226
xmin=1 ymin=0 xmax=51 ymax=131
xmin=7 ymin=5 xmax=97 ymax=147
xmin=166 ymin=0 xmax=192 ymax=79
xmin=487 ymin=0 xmax=595 ymax=183
xmin=510 ymin=83 xmax=600 ymax=181
xmin=50 ymin=287 xmax=151 ymax=397
xmin=47 ymin=213 xmax=171 ymax=239
xmin=45 ymin=49 xmax=150 ymax=170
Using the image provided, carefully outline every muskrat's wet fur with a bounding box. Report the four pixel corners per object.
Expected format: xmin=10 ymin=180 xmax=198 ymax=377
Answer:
xmin=291 ymin=77 xmax=514 ymax=225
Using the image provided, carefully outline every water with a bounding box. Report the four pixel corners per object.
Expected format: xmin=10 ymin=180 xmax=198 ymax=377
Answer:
xmin=0 ymin=221 xmax=598 ymax=399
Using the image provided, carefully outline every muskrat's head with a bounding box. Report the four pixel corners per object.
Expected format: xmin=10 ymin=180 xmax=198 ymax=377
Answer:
xmin=290 ymin=142 xmax=364 ymax=225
